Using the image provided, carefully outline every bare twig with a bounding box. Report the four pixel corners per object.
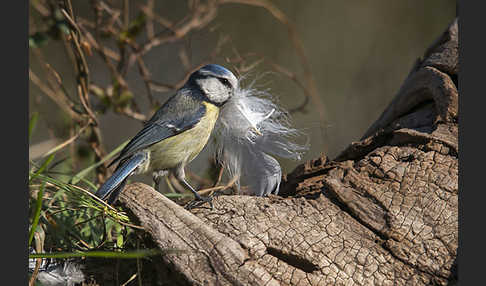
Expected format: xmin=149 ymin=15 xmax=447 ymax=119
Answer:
xmin=146 ymin=80 xmax=176 ymax=93
xmin=61 ymin=7 xmax=93 ymax=109
xmin=61 ymin=4 xmax=100 ymax=126
xmin=140 ymin=4 xmax=176 ymax=32
xmin=144 ymin=0 xmax=155 ymax=38
xmin=30 ymin=0 xmax=50 ymax=17
xmin=197 ymin=175 xmax=238 ymax=196
xmin=29 ymin=232 xmax=45 ymax=286
xmin=213 ymin=165 xmax=225 ymax=187
xmin=179 ymin=49 xmax=192 ymax=72
xmin=133 ymin=49 xmax=157 ymax=107
xmin=41 ymin=123 xmax=90 ymax=158
xmin=92 ymin=0 xmax=129 ymax=91
xmin=187 ymin=171 xmax=213 ymax=187
xmin=77 ymin=21 xmax=122 ymax=61
xmin=123 ymin=0 xmax=130 ymax=29
xmin=129 ymin=0 xmax=219 ymax=66
xmin=29 ymin=257 xmax=42 ymax=286
xmin=97 ymin=0 xmax=123 ymax=29
xmin=62 ymin=0 xmax=108 ymax=182
xmin=119 ymin=106 xmax=148 ymax=122
xmin=121 ymin=274 xmax=138 ymax=286
xmin=29 ymin=68 xmax=84 ymax=122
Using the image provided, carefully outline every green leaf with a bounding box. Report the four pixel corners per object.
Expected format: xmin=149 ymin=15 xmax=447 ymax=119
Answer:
xmin=57 ymin=23 xmax=71 ymax=35
xmin=29 ymin=32 xmax=48 ymax=48
xmin=116 ymin=90 xmax=134 ymax=107
xmin=119 ymin=13 xmax=146 ymax=42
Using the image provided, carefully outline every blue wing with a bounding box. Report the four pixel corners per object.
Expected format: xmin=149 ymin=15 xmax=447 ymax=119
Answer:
xmin=109 ymin=89 xmax=206 ymax=167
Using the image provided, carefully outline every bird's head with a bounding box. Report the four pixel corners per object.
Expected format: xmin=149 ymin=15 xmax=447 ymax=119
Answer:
xmin=188 ymin=64 xmax=238 ymax=106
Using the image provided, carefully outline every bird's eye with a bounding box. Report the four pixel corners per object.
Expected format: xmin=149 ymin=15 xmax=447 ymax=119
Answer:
xmin=218 ymin=78 xmax=231 ymax=87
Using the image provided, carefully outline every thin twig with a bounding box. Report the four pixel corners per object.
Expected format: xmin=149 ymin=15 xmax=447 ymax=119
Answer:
xmin=77 ymin=22 xmax=121 ymax=61
xmin=133 ymin=49 xmax=157 ymax=107
xmin=144 ymin=0 xmax=155 ymax=38
xmin=29 ymin=68 xmax=84 ymax=122
xmin=61 ymin=8 xmax=96 ymax=118
xmin=98 ymin=0 xmax=124 ymax=29
xmin=119 ymin=106 xmax=148 ymax=122
xmin=213 ymin=165 xmax=225 ymax=187
xmin=129 ymin=0 xmax=219 ymax=67
xmin=121 ymin=274 xmax=137 ymax=286
xmin=41 ymin=123 xmax=90 ymax=158
xmin=140 ymin=4 xmax=176 ymax=32
xmin=197 ymin=175 xmax=239 ymax=196
xmin=92 ymin=1 xmax=129 ymax=91
xmin=29 ymin=232 xmax=45 ymax=286
xmin=29 ymin=258 xmax=42 ymax=286
xmin=187 ymin=171 xmax=213 ymax=187
xmin=147 ymin=80 xmax=177 ymax=93
xmin=30 ymin=1 xmax=50 ymax=17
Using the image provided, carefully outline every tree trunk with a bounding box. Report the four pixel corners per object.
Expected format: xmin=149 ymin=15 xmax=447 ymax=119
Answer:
xmin=117 ymin=18 xmax=458 ymax=286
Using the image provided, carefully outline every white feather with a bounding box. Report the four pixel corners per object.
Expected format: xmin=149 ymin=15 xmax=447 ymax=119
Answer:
xmin=213 ymin=82 xmax=308 ymax=196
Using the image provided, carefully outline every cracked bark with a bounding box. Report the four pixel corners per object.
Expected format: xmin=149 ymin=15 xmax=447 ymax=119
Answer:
xmin=116 ymin=18 xmax=458 ymax=286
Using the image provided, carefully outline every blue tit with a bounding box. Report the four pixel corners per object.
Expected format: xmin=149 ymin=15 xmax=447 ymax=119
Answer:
xmin=95 ymin=64 xmax=238 ymax=205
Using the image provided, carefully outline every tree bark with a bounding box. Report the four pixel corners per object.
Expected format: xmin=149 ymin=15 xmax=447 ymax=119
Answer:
xmin=118 ymin=18 xmax=458 ymax=286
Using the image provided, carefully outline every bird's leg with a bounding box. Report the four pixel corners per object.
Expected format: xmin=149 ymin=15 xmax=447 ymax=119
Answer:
xmin=153 ymin=175 xmax=160 ymax=192
xmin=152 ymin=170 xmax=168 ymax=192
xmin=174 ymin=166 xmax=213 ymax=209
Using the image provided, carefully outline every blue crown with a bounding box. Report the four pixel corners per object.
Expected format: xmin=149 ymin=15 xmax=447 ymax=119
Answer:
xmin=198 ymin=64 xmax=233 ymax=78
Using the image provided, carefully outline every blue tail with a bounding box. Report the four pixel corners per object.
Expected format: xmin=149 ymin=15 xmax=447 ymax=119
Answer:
xmin=95 ymin=153 xmax=147 ymax=203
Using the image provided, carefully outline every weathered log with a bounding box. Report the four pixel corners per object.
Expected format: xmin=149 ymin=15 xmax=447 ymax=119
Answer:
xmin=118 ymin=18 xmax=458 ymax=286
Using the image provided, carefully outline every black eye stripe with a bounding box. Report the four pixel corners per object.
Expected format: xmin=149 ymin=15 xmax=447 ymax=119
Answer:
xmin=218 ymin=77 xmax=232 ymax=88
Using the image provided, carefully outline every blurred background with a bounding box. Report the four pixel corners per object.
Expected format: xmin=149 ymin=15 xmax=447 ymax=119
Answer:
xmin=29 ymin=0 xmax=456 ymax=190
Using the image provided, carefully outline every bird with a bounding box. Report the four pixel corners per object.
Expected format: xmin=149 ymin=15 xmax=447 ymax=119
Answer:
xmin=94 ymin=64 xmax=239 ymax=206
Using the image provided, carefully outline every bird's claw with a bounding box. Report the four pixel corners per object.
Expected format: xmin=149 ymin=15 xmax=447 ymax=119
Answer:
xmin=185 ymin=194 xmax=214 ymax=210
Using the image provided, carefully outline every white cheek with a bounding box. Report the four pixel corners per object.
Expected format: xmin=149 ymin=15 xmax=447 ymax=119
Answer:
xmin=197 ymin=78 xmax=226 ymax=102
xmin=198 ymin=78 xmax=219 ymax=94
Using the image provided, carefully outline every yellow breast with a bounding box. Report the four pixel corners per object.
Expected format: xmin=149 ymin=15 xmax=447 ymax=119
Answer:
xmin=146 ymin=101 xmax=219 ymax=171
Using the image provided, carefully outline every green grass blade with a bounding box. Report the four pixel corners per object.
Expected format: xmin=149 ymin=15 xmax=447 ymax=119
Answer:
xmin=29 ymin=249 xmax=182 ymax=259
xmin=29 ymin=182 xmax=45 ymax=247
xmin=29 ymin=153 xmax=55 ymax=183
xmin=33 ymin=173 xmax=121 ymax=214
xmin=29 ymin=112 xmax=39 ymax=142
xmin=163 ymin=193 xmax=192 ymax=198
xmin=71 ymin=140 xmax=129 ymax=185
xmin=75 ymin=176 xmax=98 ymax=191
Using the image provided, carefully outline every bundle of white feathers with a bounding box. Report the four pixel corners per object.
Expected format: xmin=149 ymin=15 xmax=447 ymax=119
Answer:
xmin=212 ymin=78 xmax=308 ymax=196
